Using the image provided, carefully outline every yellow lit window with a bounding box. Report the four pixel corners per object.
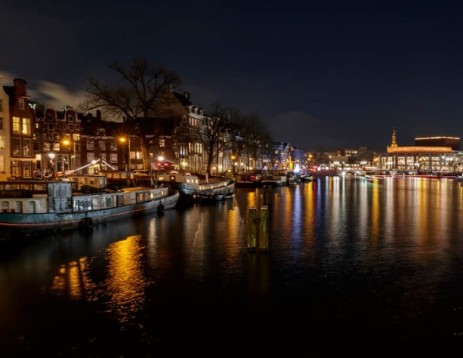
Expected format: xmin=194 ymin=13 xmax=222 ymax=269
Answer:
xmin=22 ymin=117 xmax=31 ymax=135
xmin=13 ymin=117 xmax=20 ymax=133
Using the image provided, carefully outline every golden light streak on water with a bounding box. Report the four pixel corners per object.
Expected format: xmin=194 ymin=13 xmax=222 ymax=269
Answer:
xmin=105 ymin=234 xmax=145 ymax=324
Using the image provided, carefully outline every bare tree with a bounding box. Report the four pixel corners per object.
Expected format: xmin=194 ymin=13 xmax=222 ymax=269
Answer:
xmin=224 ymin=109 xmax=247 ymax=175
xmin=241 ymin=113 xmax=273 ymax=171
xmin=79 ymin=57 xmax=182 ymax=170
xmin=197 ymin=106 xmax=272 ymax=175
xmin=192 ymin=100 xmax=233 ymax=175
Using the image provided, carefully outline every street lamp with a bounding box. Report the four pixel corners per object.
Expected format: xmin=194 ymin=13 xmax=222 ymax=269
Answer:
xmin=231 ymin=155 xmax=236 ymax=175
xmin=151 ymin=156 xmax=164 ymax=187
xmin=119 ymin=136 xmax=132 ymax=186
xmin=119 ymin=136 xmax=131 ymax=171
xmin=48 ymin=152 xmax=56 ymax=178
xmin=62 ymin=139 xmax=74 ymax=171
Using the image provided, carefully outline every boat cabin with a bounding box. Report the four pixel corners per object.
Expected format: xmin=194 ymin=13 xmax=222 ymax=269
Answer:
xmin=0 ymin=180 xmax=74 ymax=214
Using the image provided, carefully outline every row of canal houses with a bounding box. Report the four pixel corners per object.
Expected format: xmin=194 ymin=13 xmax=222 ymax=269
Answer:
xmin=0 ymin=76 xmax=300 ymax=181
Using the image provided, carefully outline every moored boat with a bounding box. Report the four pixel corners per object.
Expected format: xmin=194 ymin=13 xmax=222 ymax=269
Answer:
xmin=156 ymin=171 xmax=235 ymax=205
xmin=198 ymin=189 xmax=235 ymax=204
xmin=0 ymin=176 xmax=179 ymax=240
xmin=234 ymin=173 xmax=262 ymax=188
xmin=300 ymin=173 xmax=315 ymax=182
xmin=261 ymin=175 xmax=287 ymax=187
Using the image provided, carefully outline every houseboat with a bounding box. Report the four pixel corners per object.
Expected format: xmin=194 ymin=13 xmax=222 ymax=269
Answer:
xmin=0 ymin=176 xmax=179 ymax=240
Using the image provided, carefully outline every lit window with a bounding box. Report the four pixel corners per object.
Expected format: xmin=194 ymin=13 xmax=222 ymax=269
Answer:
xmin=22 ymin=139 xmax=31 ymax=156
xmin=22 ymin=117 xmax=31 ymax=135
xmin=12 ymin=117 xmax=20 ymax=133
xmin=12 ymin=138 xmax=21 ymax=155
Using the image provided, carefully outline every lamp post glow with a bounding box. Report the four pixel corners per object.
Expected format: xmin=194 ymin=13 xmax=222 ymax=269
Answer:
xmin=119 ymin=136 xmax=131 ymax=186
xmin=62 ymin=139 xmax=74 ymax=171
xmin=154 ymin=156 xmax=164 ymax=187
xmin=48 ymin=152 xmax=56 ymax=177
xmin=231 ymin=155 xmax=236 ymax=175
xmin=119 ymin=137 xmax=131 ymax=171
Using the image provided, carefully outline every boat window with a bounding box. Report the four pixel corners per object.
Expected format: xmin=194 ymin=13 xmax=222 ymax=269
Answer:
xmin=13 ymin=201 xmax=22 ymax=213
xmin=117 ymin=195 xmax=124 ymax=207
xmin=1 ymin=201 xmax=9 ymax=212
xmin=74 ymin=199 xmax=93 ymax=211
xmin=28 ymin=200 xmax=36 ymax=214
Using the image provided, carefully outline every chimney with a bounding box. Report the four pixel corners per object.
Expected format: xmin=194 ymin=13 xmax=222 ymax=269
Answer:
xmin=14 ymin=78 xmax=28 ymax=98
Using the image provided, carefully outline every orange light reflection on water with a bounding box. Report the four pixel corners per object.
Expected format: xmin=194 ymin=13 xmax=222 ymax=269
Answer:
xmin=105 ymin=235 xmax=146 ymax=324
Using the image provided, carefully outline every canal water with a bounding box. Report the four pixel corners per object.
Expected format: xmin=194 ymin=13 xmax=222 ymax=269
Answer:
xmin=1 ymin=176 xmax=463 ymax=355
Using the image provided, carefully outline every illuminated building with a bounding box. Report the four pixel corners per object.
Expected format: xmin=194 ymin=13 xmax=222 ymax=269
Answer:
xmin=379 ymin=128 xmax=463 ymax=173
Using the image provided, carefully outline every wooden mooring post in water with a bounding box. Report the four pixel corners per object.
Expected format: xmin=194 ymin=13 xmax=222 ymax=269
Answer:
xmin=247 ymin=189 xmax=270 ymax=252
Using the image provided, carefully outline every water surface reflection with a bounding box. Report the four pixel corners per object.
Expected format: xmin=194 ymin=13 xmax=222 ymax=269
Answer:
xmin=2 ymin=177 xmax=463 ymax=354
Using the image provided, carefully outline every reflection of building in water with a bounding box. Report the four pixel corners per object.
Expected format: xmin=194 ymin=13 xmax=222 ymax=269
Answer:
xmin=378 ymin=128 xmax=463 ymax=173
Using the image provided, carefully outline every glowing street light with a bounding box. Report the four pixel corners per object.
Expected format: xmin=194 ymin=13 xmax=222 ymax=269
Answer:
xmin=62 ymin=138 xmax=75 ymax=171
xmin=119 ymin=136 xmax=132 ymax=186
xmin=119 ymin=136 xmax=131 ymax=171
xmin=181 ymin=160 xmax=187 ymax=170
xmin=48 ymin=152 xmax=56 ymax=177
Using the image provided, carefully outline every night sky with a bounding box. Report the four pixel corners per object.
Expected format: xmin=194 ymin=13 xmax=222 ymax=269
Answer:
xmin=1 ymin=1 xmax=462 ymax=152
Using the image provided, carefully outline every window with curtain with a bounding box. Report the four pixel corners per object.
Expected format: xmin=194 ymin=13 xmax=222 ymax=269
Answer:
xmin=22 ymin=117 xmax=31 ymax=135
